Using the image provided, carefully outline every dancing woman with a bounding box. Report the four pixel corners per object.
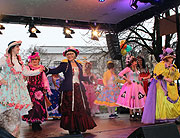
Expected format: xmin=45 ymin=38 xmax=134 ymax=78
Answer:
xmin=94 ymin=61 xmax=125 ymax=118
xmin=47 ymin=74 xmax=63 ymax=119
xmin=116 ymin=55 xmax=146 ymax=121
xmin=83 ymin=61 xmax=99 ymax=116
xmin=142 ymin=48 xmax=180 ymax=124
xmin=46 ymin=46 xmax=96 ymax=135
xmin=22 ymin=52 xmax=52 ymax=131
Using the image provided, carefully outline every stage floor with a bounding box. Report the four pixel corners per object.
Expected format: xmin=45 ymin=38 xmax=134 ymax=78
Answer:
xmin=20 ymin=113 xmax=180 ymax=138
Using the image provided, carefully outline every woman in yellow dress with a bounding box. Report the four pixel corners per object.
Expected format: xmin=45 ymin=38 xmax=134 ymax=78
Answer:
xmin=142 ymin=48 xmax=180 ymax=124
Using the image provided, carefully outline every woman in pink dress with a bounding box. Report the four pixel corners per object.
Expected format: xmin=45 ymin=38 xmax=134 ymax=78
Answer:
xmin=83 ymin=62 xmax=99 ymax=116
xmin=116 ymin=55 xmax=146 ymax=121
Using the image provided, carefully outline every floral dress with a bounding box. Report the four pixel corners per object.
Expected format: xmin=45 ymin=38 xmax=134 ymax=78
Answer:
xmin=22 ymin=65 xmax=51 ymax=123
xmin=94 ymin=70 xmax=120 ymax=107
xmin=0 ymin=54 xmax=40 ymax=114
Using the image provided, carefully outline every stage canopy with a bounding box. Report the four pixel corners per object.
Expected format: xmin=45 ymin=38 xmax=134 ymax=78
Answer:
xmin=0 ymin=0 xmax=180 ymax=33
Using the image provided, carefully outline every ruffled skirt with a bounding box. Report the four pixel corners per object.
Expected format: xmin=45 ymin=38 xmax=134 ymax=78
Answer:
xmin=60 ymin=83 xmax=96 ymax=132
xmin=116 ymin=82 xmax=146 ymax=109
xmin=94 ymin=84 xmax=120 ymax=107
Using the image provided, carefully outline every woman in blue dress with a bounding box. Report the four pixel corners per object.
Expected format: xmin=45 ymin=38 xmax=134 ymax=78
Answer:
xmin=47 ymin=74 xmax=63 ymax=119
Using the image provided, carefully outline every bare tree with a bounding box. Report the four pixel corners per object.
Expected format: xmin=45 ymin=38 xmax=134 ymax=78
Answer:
xmin=20 ymin=44 xmax=55 ymax=67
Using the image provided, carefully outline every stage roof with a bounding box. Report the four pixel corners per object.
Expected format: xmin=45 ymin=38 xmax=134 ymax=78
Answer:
xmin=0 ymin=0 xmax=180 ymax=32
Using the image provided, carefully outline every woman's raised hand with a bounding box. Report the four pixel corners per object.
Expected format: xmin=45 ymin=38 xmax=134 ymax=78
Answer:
xmin=39 ymin=66 xmax=45 ymax=72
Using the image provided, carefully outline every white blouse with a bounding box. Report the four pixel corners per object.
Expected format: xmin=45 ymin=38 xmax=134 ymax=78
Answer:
xmin=72 ymin=67 xmax=79 ymax=83
xmin=0 ymin=56 xmax=40 ymax=80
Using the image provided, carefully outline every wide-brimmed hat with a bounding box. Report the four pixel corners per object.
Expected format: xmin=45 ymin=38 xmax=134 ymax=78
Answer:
xmin=63 ymin=46 xmax=79 ymax=57
xmin=7 ymin=41 xmax=22 ymax=53
xmin=159 ymin=48 xmax=176 ymax=60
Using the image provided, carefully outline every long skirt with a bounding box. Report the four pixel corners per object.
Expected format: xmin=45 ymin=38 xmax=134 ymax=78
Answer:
xmin=142 ymin=79 xmax=180 ymax=124
xmin=47 ymin=89 xmax=61 ymax=118
xmin=60 ymin=83 xmax=96 ymax=132
xmin=84 ymin=83 xmax=99 ymax=114
xmin=22 ymin=85 xmax=47 ymax=124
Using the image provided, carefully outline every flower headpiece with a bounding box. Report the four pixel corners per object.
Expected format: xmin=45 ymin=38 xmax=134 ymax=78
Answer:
xmin=28 ymin=52 xmax=40 ymax=62
xmin=7 ymin=40 xmax=22 ymax=53
xmin=125 ymin=55 xmax=135 ymax=65
xmin=63 ymin=46 xmax=79 ymax=57
xmin=159 ymin=48 xmax=176 ymax=60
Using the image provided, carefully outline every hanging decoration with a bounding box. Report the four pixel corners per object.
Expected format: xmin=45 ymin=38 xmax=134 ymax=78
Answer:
xmin=120 ymin=40 xmax=132 ymax=56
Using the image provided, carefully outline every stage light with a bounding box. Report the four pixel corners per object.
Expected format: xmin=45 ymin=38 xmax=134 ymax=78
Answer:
xmin=99 ymin=0 xmax=105 ymax=2
xmin=139 ymin=0 xmax=162 ymax=4
xmin=28 ymin=24 xmax=40 ymax=38
xmin=63 ymin=27 xmax=75 ymax=38
xmin=91 ymin=28 xmax=101 ymax=41
xmin=131 ymin=0 xmax=138 ymax=10
xmin=130 ymin=0 xmax=163 ymax=10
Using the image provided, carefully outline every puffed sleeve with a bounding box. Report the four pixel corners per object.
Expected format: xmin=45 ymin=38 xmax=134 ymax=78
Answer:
xmin=42 ymin=72 xmax=52 ymax=95
xmin=0 ymin=56 xmax=6 ymax=80
xmin=118 ymin=67 xmax=131 ymax=77
xmin=23 ymin=66 xmax=41 ymax=76
xmin=0 ymin=56 xmax=6 ymax=67
xmin=153 ymin=62 xmax=165 ymax=79
xmin=172 ymin=65 xmax=180 ymax=80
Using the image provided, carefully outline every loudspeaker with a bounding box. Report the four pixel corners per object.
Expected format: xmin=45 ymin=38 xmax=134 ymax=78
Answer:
xmin=106 ymin=33 xmax=121 ymax=60
xmin=127 ymin=123 xmax=180 ymax=138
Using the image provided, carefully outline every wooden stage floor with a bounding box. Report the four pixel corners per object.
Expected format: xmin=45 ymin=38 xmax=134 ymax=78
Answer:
xmin=20 ymin=113 xmax=180 ymax=138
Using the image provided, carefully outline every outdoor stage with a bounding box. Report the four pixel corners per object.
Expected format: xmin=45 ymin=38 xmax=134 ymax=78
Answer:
xmin=20 ymin=113 xmax=180 ymax=138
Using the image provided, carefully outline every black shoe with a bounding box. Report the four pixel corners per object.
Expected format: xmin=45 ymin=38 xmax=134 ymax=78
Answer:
xmin=130 ymin=114 xmax=136 ymax=121
xmin=69 ymin=130 xmax=81 ymax=135
xmin=135 ymin=112 xmax=141 ymax=121
xmin=109 ymin=114 xmax=115 ymax=119
xmin=75 ymin=131 xmax=81 ymax=134
xmin=69 ymin=131 xmax=76 ymax=135
xmin=175 ymin=120 xmax=180 ymax=125
xmin=32 ymin=123 xmax=42 ymax=131
xmin=113 ymin=114 xmax=118 ymax=117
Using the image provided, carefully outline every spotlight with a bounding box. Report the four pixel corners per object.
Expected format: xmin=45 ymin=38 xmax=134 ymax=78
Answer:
xmin=99 ymin=0 xmax=105 ymax=2
xmin=131 ymin=0 xmax=138 ymax=10
xmin=130 ymin=0 xmax=163 ymax=10
xmin=139 ymin=0 xmax=162 ymax=4
xmin=91 ymin=28 xmax=101 ymax=41
xmin=63 ymin=27 xmax=75 ymax=38
xmin=28 ymin=24 xmax=40 ymax=38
